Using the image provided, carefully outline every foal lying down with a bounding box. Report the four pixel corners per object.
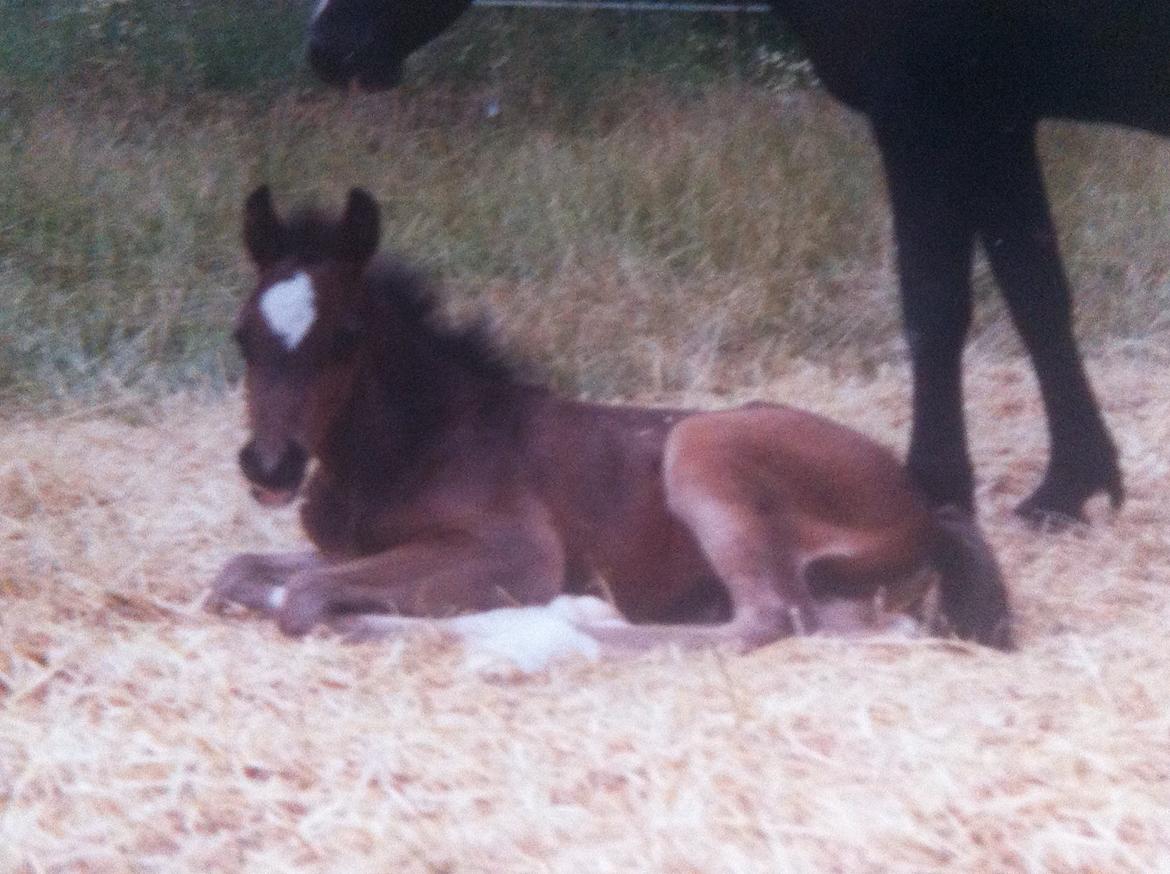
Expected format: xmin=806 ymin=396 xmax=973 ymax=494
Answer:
xmin=209 ymin=187 xmax=1014 ymax=653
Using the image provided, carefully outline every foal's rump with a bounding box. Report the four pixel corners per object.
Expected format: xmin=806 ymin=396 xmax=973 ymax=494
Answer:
xmin=663 ymin=403 xmax=934 ymax=561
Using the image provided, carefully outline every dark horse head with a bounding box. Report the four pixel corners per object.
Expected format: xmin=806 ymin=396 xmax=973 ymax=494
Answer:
xmin=235 ymin=186 xmax=381 ymax=505
xmin=308 ymin=0 xmax=472 ymax=88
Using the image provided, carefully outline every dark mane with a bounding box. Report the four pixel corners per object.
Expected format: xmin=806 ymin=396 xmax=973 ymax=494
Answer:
xmin=363 ymin=255 xmax=528 ymax=385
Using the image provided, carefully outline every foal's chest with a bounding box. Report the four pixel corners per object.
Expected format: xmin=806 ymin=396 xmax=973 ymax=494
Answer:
xmin=299 ymin=475 xmax=440 ymax=557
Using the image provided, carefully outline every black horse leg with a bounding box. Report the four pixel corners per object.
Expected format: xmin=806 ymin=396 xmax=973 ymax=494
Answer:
xmin=873 ymin=119 xmax=979 ymax=510
xmin=974 ymin=125 xmax=1123 ymax=521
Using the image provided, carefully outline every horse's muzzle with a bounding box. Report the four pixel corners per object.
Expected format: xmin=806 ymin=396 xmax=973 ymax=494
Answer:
xmin=307 ymin=36 xmax=402 ymax=90
xmin=238 ymin=440 xmax=308 ymax=507
xmin=307 ymin=37 xmax=354 ymax=86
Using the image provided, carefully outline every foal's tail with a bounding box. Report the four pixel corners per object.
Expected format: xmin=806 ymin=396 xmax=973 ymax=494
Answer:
xmin=930 ymin=506 xmax=1015 ymax=651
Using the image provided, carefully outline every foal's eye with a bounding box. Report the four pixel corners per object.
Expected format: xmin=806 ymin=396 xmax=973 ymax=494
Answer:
xmin=329 ymin=327 xmax=361 ymax=362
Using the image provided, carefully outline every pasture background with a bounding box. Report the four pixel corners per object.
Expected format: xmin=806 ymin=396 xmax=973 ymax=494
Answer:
xmin=3 ymin=0 xmax=1168 ymax=406
xmin=2 ymin=3 xmax=1170 ymax=871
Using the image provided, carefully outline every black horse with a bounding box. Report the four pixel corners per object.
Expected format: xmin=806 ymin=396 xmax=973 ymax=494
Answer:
xmin=306 ymin=0 xmax=1170 ymax=522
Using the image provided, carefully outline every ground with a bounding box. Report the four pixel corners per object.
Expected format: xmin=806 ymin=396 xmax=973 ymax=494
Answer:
xmin=2 ymin=353 xmax=1169 ymax=872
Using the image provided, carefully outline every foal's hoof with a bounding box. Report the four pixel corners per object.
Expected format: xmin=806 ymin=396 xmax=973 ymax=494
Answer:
xmin=211 ymin=555 xmax=285 ymax=613
xmin=277 ymin=585 xmax=328 ymax=637
xmin=203 ymin=590 xmax=231 ymax=614
xmin=983 ymin=616 xmax=1016 ymax=653
xmin=208 ymin=580 xmax=284 ymax=614
xmin=731 ymin=601 xmax=817 ymax=654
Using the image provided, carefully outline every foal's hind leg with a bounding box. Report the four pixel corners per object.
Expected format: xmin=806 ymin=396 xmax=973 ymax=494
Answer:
xmin=581 ymin=418 xmax=812 ymax=654
xmin=207 ymin=551 xmax=324 ymax=614
xmin=663 ymin=433 xmax=814 ymax=650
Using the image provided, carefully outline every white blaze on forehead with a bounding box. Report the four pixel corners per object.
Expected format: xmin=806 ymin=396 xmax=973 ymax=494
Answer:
xmin=311 ymin=0 xmax=331 ymax=22
xmin=260 ymin=272 xmax=316 ymax=350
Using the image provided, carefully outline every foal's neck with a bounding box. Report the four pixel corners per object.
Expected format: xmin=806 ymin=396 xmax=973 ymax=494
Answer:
xmin=320 ymin=326 xmax=532 ymax=495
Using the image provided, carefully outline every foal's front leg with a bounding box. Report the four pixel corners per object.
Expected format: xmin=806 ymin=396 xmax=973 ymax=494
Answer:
xmin=276 ymin=527 xmax=565 ymax=637
xmin=207 ymin=551 xmax=325 ymax=614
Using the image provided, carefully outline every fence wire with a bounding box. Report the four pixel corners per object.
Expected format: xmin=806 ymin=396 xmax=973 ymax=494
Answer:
xmin=473 ymin=0 xmax=771 ymax=13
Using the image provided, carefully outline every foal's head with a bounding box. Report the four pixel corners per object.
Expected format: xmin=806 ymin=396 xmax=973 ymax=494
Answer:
xmin=235 ymin=185 xmax=380 ymax=506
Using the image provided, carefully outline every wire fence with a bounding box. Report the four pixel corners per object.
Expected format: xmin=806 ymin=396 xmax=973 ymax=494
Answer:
xmin=473 ymin=0 xmax=771 ymax=13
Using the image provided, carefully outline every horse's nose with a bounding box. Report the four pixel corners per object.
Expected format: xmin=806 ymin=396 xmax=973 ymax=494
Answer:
xmin=307 ymin=35 xmax=349 ymax=84
xmin=239 ymin=440 xmax=308 ymax=491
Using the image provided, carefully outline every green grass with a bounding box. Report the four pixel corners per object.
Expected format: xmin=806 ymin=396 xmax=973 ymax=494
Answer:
xmin=0 ymin=3 xmax=1167 ymax=409
xmin=0 ymin=0 xmax=308 ymax=94
xmin=0 ymin=2 xmax=794 ymax=98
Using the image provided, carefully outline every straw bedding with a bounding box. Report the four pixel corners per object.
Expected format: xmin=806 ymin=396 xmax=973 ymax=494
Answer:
xmin=2 ymin=353 xmax=1169 ymax=873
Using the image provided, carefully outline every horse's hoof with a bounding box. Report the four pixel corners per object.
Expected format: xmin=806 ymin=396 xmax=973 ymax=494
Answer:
xmin=1014 ymin=500 xmax=1084 ymax=531
xmin=1014 ymin=469 xmax=1123 ymax=528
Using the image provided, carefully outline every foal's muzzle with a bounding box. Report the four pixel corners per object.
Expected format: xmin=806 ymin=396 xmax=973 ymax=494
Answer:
xmin=238 ymin=440 xmax=308 ymax=507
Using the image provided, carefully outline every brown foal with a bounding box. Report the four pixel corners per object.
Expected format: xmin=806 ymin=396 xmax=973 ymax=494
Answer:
xmin=209 ymin=186 xmax=1013 ymax=652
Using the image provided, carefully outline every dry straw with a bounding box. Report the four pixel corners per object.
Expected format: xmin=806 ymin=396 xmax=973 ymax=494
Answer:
xmin=2 ymin=352 xmax=1169 ymax=872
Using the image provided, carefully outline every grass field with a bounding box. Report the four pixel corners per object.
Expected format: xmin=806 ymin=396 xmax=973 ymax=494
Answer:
xmin=2 ymin=73 xmax=1169 ymax=405
xmin=3 ymin=3 xmax=1170 ymax=871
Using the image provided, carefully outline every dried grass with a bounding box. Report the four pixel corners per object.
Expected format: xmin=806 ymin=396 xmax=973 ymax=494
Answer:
xmin=2 ymin=351 xmax=1170 ymax=872
xmin=6 ymin=84 xmax=1168 ymax=406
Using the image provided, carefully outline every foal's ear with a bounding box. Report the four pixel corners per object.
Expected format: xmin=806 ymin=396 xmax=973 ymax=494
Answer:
xmin=338 ymin=187 xmax=380 ymax=262
xmin=243 ymin=185 xmax=284 ymax=267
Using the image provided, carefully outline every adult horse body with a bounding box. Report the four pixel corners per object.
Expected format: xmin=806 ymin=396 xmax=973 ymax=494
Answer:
xmin=306 ymin=0 xmax=1170 ymax=522
xmin=209 ymin=186 xmax=1013 ymax=650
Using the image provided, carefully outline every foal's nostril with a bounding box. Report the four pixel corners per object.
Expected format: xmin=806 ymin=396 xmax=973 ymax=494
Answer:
xmin=239 ymin=440 xmax=308 ymax=491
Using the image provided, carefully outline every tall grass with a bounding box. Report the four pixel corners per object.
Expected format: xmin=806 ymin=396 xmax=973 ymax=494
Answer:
xmin=1 ymin=3 xmax=1167 ymax=408
xmin=0 ymin=1 xmax=309 ymax=93
xmin=0 ymin=2 xmax=793 ymax=97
